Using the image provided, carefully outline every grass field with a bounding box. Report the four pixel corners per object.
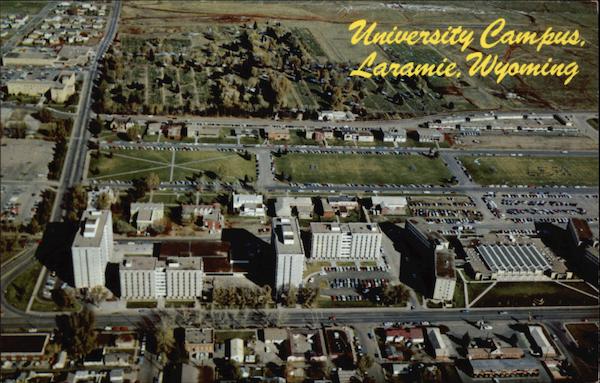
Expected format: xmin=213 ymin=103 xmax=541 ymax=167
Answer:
xmin=274 ymin=153 xmax=451 ymax=185
xmin=460 ymin=156 xmax=599 ymax=186
xmin=5 ymin=261 xmax=42 ymax=311
xmin=126 ymin=301 xmax=158 ymax=308
xmin=1 ymin=1 xmax=46 ymax=15
xmin=89 ymin=149 xmax=255 ymax=182
xmin=467 ymin=282 xmax=494 ymax=303
xmin=588 ymin=118 xmax=599 ymax=131
xmin=214 ymin=330 xmax=256 ymax=343
xmin=473 ymin=282 xmax=598 ymax=307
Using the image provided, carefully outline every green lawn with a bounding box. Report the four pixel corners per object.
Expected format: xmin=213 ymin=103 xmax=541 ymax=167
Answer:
xmin=1 ymin=1 xmax=47 ymax=14
xmin=303 ymin=261 xmax=331 ymax=277
xmin=274 ymin=153 xmax=451 ymax=184
xmin=452 ymin=277 xmax=465 ymax=307
xmin=587 ymin=118 xmax=598 ymax=131
xmin=214 ymin=330 xmax=256 ymax=343
xmin=467 ymin=282 xmax=494 ymax=303
xmin=89 ymin=149 xmax=256 ymax=182
xmin=473 ymin=282 xmax=599 ymax=307
xmin=165 ymin=300 xmax=195 ymax=308
xmin=30 ymin=297 xmax=81 ymax=312
xmin=126 ymin=301 xmax=158 ymax=308
xmin=460 ymin=156 xmax=599 ymax=186
xmin=5 ymin=261 xmax=42 ymax=311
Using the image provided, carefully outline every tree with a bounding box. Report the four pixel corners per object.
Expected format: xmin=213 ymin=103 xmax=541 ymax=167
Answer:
xmin=126 ymin=125 xmax=140 ymax=141
xmin=144 ymin=173 xmax=160 ymax=191
xmin=57 ymin=308 xmax=97 ymax=359
xmin=36 ymin=108 xmax=53 ymax=123
xmin=64 ymin=185 xmax=88 ymax=222
xmin=298 ymin=286 xmax=319 ymax=308
xmin=88 ymin=286 xmax=110 ymax=306
xmin=382 ymin=284 xmax=409 ymax=306
xmin=153 ymin=320 xmax=175 ymax=363
xmin=96 ymin=191 xmax=112 ymax=210
xmin=51 ymin=288 xmax=75 ymax=308
xmin=283 ymin=286 xmax=297 ymax=307
xmin=356 ymin=354 xmax=374 ymax=375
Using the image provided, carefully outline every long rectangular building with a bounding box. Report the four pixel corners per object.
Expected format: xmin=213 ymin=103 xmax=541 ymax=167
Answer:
xmin=119 ymin=256 xmax=203 ymax=300
xmin=310 ymin=222 xmax=382 ymax=260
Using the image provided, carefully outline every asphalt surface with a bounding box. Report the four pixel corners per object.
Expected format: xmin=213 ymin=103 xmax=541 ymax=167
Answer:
xmin=49 ymin=0 xmax=121 ymax=222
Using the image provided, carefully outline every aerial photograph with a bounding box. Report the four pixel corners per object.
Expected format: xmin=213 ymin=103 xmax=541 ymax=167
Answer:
xmin=0 ymin=1 xmax=598 ymax=382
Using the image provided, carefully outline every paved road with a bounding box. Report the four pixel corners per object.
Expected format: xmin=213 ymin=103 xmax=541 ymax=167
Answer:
xmin=99 ymin=139 xmax=599 ymax=158
xmin=49 ymin=0 xmax=121 ymax=222
xmin=97 ymin=110 xmax=599 ymax=130
xmin=1 ymin=305 xmax=597 ymax=332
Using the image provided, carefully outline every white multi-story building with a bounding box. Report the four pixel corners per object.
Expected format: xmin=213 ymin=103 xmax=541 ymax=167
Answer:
xmin=119 ymin=257 xmax=203 ymax=300
xmin=432 ymin=251 xmax=456 ymax=302
xmin=272 ymin=217 xmax=305 ymax=293
xmin=310 ymin=222 xmax=382 ymax=260
xmin=232 ymin=194 xmax=265 ymax=217
xmin=71 ymin=210 xmax=113 ymax=288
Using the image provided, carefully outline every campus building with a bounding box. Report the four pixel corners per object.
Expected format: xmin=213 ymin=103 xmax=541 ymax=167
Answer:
xmin=232 ymin=194 xmax=265 ymax=217
xmin=461 ymin=235 xmax=572 ymax=281
xmin=310 ymin=222 xmax=382 ymax=260
xmin=119 ymin=256 xmax=203 ymax=300
xmin=433 ymin=251 xmax=456 ymax=302
xmin=272 ymin=217 xmax=305 ymax=293
xmin=71 ymin=210 xmax=113 ymax=289
xmin=405 ymin=218 xmax=456 ymax=302
xmin=130 ymin=203 xmax=164 ymax=232
xmin=6 ymin=71 xmax=76 ymax=103
xmin=275 ymin=197 xmax=314 ymax=219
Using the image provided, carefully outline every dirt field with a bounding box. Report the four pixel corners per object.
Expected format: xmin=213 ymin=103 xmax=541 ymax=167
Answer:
xmin=0 ymin=138 xmax=54 ymax=181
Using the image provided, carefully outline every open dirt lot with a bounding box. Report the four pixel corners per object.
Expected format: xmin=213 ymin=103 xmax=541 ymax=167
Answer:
xmin=0 ymin=138 xmax=53 ymax=181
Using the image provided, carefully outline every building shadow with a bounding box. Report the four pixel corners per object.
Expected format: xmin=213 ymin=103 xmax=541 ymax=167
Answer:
xmin=222 ymin=228 xmax=274 ymax=288
xmin=35 ymin=222 xmax=78 ymax=286
xmin=379 ymin=222 xmax=429 ymax=296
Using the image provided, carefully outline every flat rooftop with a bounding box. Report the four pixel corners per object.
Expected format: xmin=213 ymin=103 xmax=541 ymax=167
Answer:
xmin=72 ymin=210 xmax=110 ymax=248
xmin=435 ymin=251 xmax=455 ymax=279
xmin=570 ymin=218 xmax=593 ymax=242
xmin=273 ymin=217 xmax=304 ymax=256
xmin=310 ymin=222 xmax=380 ymax=234
xmin=157 ymin=241 xmax=246 ymax=273
xmin=0 ymin=333 xmax=49 ymax=354
xmin=476 ymin=243 xmax=551 ymax=273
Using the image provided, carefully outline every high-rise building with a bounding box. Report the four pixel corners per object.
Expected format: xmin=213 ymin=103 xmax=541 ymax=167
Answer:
xmin=272 ymin=217 xmax=305 ymax=293
xmin=119 ymin=256 xmax=203 ymax=300
xmin=405 ymin=218 xmax=456 ymax=302
xmin=432 ymin=251 xmax=456 ymax=301
xmin=71 ymin=210 xmax=113 ymax=288
xmin=310 ymin=222 xmax=382 ymax=260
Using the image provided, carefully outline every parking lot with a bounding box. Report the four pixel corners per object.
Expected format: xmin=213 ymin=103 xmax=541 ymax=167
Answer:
xmin=482 ymin=191 xmax=599 ymax=225
xmin=0 ymin=184 xmax=46 ymax=224
xmin=408 ymin=195 xmax=483 ymax=224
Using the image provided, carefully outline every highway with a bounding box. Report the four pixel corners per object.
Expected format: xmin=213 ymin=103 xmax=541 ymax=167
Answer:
xmin=49 ymin=0 xmax=121 ymax=222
